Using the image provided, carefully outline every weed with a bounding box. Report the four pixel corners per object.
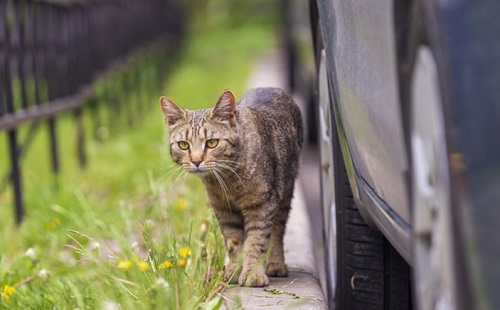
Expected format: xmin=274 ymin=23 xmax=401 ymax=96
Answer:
xmin=0 ymin=2 xmax=278 ymax=309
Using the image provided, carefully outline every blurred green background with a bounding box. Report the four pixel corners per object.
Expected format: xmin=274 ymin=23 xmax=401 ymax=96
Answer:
xmin=0 ymin=0 xmax=284 ymax=308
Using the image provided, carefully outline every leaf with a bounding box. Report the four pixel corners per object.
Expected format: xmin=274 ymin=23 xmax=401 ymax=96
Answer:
xmin=204 ymin=296 xmax=223 ymax=310
xmin=263 ymin=288 xmax=300 ymax=299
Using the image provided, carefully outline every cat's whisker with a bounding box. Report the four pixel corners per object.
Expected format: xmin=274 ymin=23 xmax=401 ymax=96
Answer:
xmin=216 ymin=159 xmax=242 ymax=169
xmin=213 ymin=167 xmax=239 ymax=191
xmin=212 ymin=170 xmax=229 ymax=195
xmin=213 ymin=167 xmax=232 ymax=183
xmin=218 ymin=159 xmax=240 ymax=163
xmin=217 ymin=159 xmax=241 ymax=168
xmin=159 ymin=164 xmax=182 ymax=177
xmin=180 ymin=172 xmax=189 ymax=198
xmin=215 ymin=163 xmax=244 ymax=185
xmin=211 ymin=170 xmax=231 ymax=210
xmin=155 ymin=165 xmax=184 ymax=185
xmin=165 ymin=166 xmax=184 ymax=178
xmin=158 ymin=162 xmax=176 ymax=172
xmin=166 ymin=171 xmax=181 ymax=192
xmin=168 ymin=169 xmax=188 ymax=196
xmin=157 ymin=167 xmax=176 ymax=178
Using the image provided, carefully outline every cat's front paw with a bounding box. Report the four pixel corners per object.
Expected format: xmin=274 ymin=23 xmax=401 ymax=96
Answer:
xmin=238 ymin=266 xmax=269 ymax=287
xmin=223 ymin=263 xmax=241 ymax=284
xmin=266 ymin=261 xmax=288 ymax=277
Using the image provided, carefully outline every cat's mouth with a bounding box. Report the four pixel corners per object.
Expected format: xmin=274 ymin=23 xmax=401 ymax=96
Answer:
xmin=183 ymin=162 xmax=213 ymax=175
xmin=188 ymin=168 xmax=209 ymax=175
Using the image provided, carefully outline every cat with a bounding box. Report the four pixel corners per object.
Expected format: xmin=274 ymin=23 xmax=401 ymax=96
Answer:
xmin=159 ymin=88 xmax=303 ymax=287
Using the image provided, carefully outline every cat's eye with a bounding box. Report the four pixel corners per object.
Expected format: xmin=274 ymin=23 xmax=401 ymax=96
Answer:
xmin=206 ymin=139 xmax=219 ymax=148
xmin=178 ymin=141 xmax=190 ymax=150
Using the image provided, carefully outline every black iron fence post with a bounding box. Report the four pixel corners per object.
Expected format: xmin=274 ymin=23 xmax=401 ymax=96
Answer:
xmin=1 ymin=0 xmax=184 ymax=225
xmin=2 ymin=0 xmax=24 ymax=224
xmin=75 ymin=107 xmax=86 ymax=168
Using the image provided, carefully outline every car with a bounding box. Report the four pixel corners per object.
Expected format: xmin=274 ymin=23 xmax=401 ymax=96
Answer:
xmin=287 ymin=0 xmax=500 ymax=309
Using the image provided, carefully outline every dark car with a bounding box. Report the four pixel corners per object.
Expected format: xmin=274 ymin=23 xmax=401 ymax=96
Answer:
xmin=287 ymin=0 xmax=500 ymax=309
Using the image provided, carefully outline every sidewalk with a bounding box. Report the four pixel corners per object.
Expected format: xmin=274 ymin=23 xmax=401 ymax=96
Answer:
xmin=221 ymin=50 xmax=327 ymax=309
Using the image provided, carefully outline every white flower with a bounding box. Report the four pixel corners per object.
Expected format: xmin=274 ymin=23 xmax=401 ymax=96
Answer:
xmin=25 ymin=247 xmax=36 ymax=259
xmin=156 ymin=277 xmax=169 ymax=290
xmin=90 ymin=242 xmax=101 ymax=250
xmin=130 ymin=241 xmax=138 ymax=249
xmin=38 ymin=269 xmax=48 ymax=279
xmin=200 ymin=221 xmax=208 ymax=233
xmin=101 ymin=300 xmax=120 ymax=310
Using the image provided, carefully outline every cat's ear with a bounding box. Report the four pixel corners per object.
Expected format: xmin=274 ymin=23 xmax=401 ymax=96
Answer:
xmin=160 ymin=96 xmax=187 ymax=127
xmin=210 ymin=90 xmax=236 ymax=124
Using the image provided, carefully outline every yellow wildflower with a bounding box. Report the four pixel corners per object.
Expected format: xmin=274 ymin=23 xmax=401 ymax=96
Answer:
xmin=179 ymin=247 xmax=191 ymax=258
xmin=1 ymin=285 xmax=15 ymax=301
xmin=177 ymin=258 xmax=187 ymax=268
xmin=47 ymin=218 xmax=60 ymax=231
xmin=117 ymin=260 xmax=132 ymax=270
xmin=174 ymin=198 xmax=187 ymax=211
xmin=136 ymin=261 xmax=149 ymax=271
xmin=158 ymin=260 xmax=174 ymax=269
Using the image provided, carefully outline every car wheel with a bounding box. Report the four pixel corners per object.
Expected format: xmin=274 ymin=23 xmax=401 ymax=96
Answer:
xmin=317 ymin=42 xmax=411 ymax=309
xmin=405 ymin=4 xmax=465 ymax=309
xmin=410 ymin=40 xmax=459 ymax=310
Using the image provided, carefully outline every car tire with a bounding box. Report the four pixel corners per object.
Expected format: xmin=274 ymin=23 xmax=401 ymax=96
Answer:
xmin=329 ymin=103 xmax=411 ymax=310
xmin=316 ymin=23 xmax=411 ymax=310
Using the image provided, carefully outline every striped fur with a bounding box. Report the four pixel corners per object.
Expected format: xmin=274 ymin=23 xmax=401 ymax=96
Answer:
xmin=160 ymin=88 xmax=303 ymax=287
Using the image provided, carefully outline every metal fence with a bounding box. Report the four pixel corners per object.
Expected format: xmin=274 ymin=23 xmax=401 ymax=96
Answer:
xmin=0 ymin=0 xmax=183 ymax=224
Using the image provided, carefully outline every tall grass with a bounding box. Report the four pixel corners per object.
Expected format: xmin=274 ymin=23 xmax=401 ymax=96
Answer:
xmin=0 ymin=1 xmax=278 ymax=308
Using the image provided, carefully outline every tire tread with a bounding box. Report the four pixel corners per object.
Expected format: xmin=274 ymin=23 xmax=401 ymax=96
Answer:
xmin=335 ymin=159 xmax=411 ymax=310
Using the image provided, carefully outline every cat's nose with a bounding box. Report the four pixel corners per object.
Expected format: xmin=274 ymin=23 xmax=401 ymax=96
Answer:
xmin=192 ymin=160 xmax=203 ymax=167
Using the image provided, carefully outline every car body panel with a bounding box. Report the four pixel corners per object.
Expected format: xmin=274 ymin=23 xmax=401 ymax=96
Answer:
xmin=317 ymin=0 xmax=411 ymax=225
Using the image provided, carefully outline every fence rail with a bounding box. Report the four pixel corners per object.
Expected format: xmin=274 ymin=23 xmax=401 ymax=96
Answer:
xmin=0 ymin=0 xmax=183 ymax=224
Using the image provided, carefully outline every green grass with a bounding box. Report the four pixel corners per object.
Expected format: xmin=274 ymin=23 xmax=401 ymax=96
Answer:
xmin=0 ymin=5 xmax=277 ymax=309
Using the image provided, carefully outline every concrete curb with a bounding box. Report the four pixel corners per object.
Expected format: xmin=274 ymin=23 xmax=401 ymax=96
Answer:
xmin=223 ymin=183 xmax=327 ymax=309
xmin=221 ymin=50 xmax=327 ymax=309
xmin=223 ymin=270 xmax=326 ymax=309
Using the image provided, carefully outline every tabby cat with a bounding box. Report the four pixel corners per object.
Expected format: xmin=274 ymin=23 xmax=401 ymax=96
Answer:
xmin=159 ymin=88 xmax=303 ymax=287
